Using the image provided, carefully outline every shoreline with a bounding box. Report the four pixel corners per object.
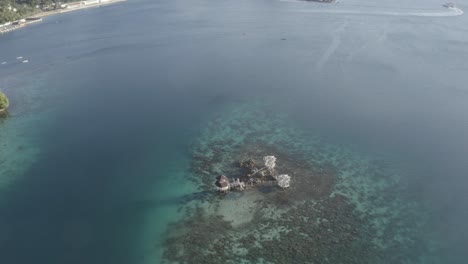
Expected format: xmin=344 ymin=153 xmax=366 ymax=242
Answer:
xmin=0 ymin=0 xmax=127 ymax=35
xmin=36 ymin=0 xmax=127 ymax=19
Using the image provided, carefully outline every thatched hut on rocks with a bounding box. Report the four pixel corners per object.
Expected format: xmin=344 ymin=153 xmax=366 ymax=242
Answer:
xmin=277 ymin=174 xmax=291 ymax=189
xmin=215 ymin=175 xmax=230 ymax=192
xmin=214 ymin=155 xmax=292 ymax=194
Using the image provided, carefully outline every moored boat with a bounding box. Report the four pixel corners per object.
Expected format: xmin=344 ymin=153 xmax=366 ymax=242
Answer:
xmin=443 ymin=2 xmax=455 ymax=8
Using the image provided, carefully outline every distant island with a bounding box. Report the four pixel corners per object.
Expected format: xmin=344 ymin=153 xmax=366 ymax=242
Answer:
xmin=0 ymin=91 xmax=9 ymax=114
xmin=1 ymin=0 xmax=126 ymax=34
xmin=302 ymin=0 xmax=335 ymax=2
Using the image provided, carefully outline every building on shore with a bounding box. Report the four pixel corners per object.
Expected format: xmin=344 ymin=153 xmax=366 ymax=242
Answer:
xmin=84 ymin=0 xmax=101 ymax=5
xmin=66 ymin=1 xmax=85 ymax=9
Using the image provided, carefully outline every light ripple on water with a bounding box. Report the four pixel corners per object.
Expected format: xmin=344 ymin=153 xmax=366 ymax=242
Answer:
xmin=279 ymin=0 xmax=464 ymax=17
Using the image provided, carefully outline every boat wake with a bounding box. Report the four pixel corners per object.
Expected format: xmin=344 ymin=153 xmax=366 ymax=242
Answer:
xmin=281 ymin=1 xmax=464 ymax=17
xmin=296 ymin=7 xmax=464 ymax=17
xmin=315 ymin=22 xmax=347 ymax=72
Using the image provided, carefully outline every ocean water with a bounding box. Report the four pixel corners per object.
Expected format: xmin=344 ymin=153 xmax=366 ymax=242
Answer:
xmin=1 ymin=0 xmax=468 ymax=263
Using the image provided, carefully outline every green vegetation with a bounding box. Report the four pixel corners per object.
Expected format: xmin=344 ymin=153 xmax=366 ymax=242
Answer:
xmin=0 ymin=0 xmax=75 ymax=24
xmin=0 ymin=0 xmax=36 ymax=24
xmin=0 ymin=91 xmax=9 ymax=110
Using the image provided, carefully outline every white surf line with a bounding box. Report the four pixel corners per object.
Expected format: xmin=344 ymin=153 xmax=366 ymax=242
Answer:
xmin=315 ymin=22 xmax=348 ymax=72
xmin=294 ymin=7 xmax=464 ymax=17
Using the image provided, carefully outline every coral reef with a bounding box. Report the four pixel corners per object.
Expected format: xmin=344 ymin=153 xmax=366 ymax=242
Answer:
xmin=162 ymin=104 xmax=427 ymax=263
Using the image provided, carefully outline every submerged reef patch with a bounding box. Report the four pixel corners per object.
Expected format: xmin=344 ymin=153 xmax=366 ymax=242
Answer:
xmin=162 ymin=104 xmax=427 ymax=263
xmin=0 ymin=116 xmax=41 ymax=195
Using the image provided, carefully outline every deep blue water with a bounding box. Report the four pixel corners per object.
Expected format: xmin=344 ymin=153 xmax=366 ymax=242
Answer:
xmin=1 ymin=0 xmax=468 ymax=263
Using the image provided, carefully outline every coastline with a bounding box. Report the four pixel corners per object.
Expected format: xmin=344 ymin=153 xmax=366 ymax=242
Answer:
xmin=36 ymin=0 xmax=127 ymax=19
xmin=0 ymin=0 xmax=127 ymax=35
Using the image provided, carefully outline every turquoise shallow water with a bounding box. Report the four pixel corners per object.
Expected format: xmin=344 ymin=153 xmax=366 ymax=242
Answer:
xmin=1 ymin=0 xmax=468 ymax=263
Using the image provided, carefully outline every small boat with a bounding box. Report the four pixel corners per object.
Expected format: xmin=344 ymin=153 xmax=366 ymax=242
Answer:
xmin=443 ymin=2 xmax=455 ymax=8
xmin=1 ymin=62 xmax=6 ymax=65
xmin=22 ymin=60 xmax=29 ymax=63
xmin=16 ymin=56 xmax=23 ymax=59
